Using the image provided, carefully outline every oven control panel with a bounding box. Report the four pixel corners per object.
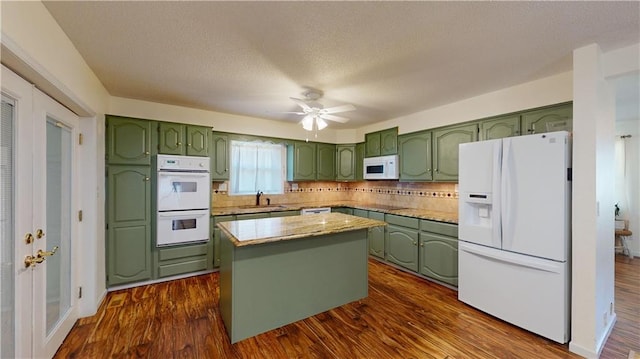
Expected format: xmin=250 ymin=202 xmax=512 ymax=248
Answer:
xmin=157 ymin=155 xmax=210 ymax=172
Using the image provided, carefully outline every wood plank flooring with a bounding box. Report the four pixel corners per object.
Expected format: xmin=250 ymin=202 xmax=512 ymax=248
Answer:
xmin=55 ymin=255 xmax=639 ymax=358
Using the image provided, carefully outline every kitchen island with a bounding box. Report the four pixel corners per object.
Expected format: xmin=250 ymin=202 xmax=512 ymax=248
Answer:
xmin=217 ymin=212 xmax=386 ymax=343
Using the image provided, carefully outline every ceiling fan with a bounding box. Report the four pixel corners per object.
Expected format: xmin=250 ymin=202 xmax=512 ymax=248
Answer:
xmin=287 ymin=90 xmax=356 ymax=131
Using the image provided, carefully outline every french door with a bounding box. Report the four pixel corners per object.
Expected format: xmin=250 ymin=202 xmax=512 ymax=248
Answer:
xmin=2 ymin=65 xmax=80 ymax=358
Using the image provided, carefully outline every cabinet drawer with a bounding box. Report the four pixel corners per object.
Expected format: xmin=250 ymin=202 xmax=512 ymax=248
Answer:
xmin=368 ymin=211 xmax=385 ymax=221
xmin=385 ymin=214 xmax=419 ymax=229
xmin=158 ymin=258 xmax=208 ymax=278
xmin=270 ymin=210 xmax=299 ymax=217
xmin=158 ymin=243 xmax=209 ymax=261
xmin=236 ymin=213 xmax=269 ymax=220
xmin=420 ymin=220 xmax=458 ymax=237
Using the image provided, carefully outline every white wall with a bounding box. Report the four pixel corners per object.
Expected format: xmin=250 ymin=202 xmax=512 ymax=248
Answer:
xmin=2 ymin=1 xmax=110 ymax=317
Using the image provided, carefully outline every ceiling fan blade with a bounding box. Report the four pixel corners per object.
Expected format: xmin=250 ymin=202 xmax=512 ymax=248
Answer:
xmin=281 ymin=111 xmax=307 ymax=115
xmin=321 ymin=104 xmax=356 ymax=114
xmin=320 ymin=114 xmax=350 ymax=123
xmin=290 ymin=97 xmax=312 ymax=112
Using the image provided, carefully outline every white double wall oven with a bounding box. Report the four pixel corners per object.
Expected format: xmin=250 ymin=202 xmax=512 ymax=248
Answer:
xmin=156 ymin=155 xmax=211 ymax=247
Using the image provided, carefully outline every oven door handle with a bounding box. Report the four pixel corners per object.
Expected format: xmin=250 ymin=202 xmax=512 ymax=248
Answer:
xmin=158 ymin=212 xmax=208 ymax=219
xmin=158 ymin=172 xmax=209 ymax=178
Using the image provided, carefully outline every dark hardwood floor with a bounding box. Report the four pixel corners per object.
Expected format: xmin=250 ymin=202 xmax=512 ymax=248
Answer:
xmin=55 ymin=255 xmax=639 ymax=358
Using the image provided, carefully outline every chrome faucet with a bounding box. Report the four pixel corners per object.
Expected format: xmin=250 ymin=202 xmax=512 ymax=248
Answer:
xmin=256 ymin=191 xmax=263 ymax=206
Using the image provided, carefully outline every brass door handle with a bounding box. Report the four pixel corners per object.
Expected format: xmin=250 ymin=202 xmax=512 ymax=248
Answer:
xmin=37 ymin=246 xmax=59 ymax=258
xmin=25 ymin=233 xmax=34 ymax=244
xmin=25 ymin=255 xmax=45 ymax=268
xmin=36 ymin=229 xmax=45 ymax=239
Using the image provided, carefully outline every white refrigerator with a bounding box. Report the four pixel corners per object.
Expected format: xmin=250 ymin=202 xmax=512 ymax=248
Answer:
xmin=457 ymin=131 xmax=571 ymax=344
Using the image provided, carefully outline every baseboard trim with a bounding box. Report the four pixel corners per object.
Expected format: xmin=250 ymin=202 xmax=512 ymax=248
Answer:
xmin=569 ymin=312 xmax=617 ymax=358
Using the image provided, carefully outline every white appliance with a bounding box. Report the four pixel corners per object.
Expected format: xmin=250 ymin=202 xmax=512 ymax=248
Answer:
xmin=300 ymin=207 xmax=331 ymax=215
xmin=156 ymin=155 xmax=210 ymax=247
xmin=363 ymin=155 xmax=399 ymax=180
xmin=457 ymin=131 xmax=571 ymax=344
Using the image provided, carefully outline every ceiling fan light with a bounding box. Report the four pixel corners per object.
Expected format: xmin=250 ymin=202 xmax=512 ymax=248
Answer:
xmin=301 ymin=115 xmax=314 ymax=131
xmin=316 ymin=117 xmax=328 ymax=130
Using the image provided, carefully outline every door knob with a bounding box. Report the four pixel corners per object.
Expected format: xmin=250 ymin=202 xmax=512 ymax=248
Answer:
xmin=24 ymin=255 xmax=44 ymax=268
xmin=36 ymin=229 xmax=45 ymax=239
xmin=25 ymin=233 xmax=34 ymax=244
xmin=37 ymin=246 xmax=59 ymax=258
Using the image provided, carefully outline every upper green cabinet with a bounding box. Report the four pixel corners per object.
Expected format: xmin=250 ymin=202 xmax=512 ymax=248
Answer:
xmin=365 ymin=127 xmax=398 ymax=157
xmin=398 ymin=131 xmax=432 ymax=181
xmin=479 ymin=115 xmax=520 ymax=140
xmin=211 ymin=132 xmax=229 ymax=181
xmin=355 ymin=143 xmax=365 ymax=181
xmin=106 ymin=116 xmax=152 ymax=165
xmin=158 ymin=123 xmax=209 ymax=156
xmin=336 ymin=145 xmax=356 ymax=181
xmin=432 ymin=123 xmax=478 ymax=181
xmin=522 ymin=103 xmax=572 ymax=134
xmin=287 ymin=141 xmax=316 ymax=181
xmin=316 ymin=143 xmax=336 ymax=180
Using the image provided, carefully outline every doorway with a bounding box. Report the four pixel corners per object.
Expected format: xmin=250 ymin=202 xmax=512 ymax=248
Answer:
xmin=1 ymin=65 xmax=81 ymax=358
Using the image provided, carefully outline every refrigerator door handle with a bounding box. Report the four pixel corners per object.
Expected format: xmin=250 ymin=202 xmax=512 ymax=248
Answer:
xmin=501 ymin=139 xmax=513 ymax=249
xmin=460 ymin=243 xmax=562 ymax=274
xmin=492 ymin=141 xmax=502 ymax=246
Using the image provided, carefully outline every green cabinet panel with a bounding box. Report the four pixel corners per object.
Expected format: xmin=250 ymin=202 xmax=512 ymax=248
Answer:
xmin=156 ymin=241 xmax=212 ymax=278
xmin=108 ymin=166 xmax=151 ymax=225
xmin=186 ymin=125 xmax=209 ymax=156
xmin=107 ymin=225 xmax=151 ymax=286
xmin=336 ymin=145 xmax=356 ymax=181
xmin=380 ymin=128 xmax=398 ymax=155
xmin=432 ymin=123 xmax=478 ymax=181
xmin=355 ymin=143 xmax=365 ymax=181
xmin=213 ymin=215 xmax=236 ymax=268
xmin=236 ymin=213 xmax=269 ymax=220
xmin=398 ymin=131 xmax=432 ymax=181
xmin=106 ymin=116 xmax=152 ymax=165
xmin=211 ymin=133 xmax=229 ymax=180
xmin=385 ymin=224 xmax=419 ymax=272
xmin=353 ymin=209 xmax=368 ymax=218
xmin=522 ymin=103 xmax=572 ymax=134
xmin=158 ymin=122 xmax=184 ymax=155
xmin=365 ymin=128 xmax=398 ymax=157
xmin=368 ymin=211 xmax=385 ymax=258
xmin=270 ymin=210 xmax=299 ymax=217
xmin=419 ymin=232 xmax=458 ymax=286
xmin=331 ymin=207 xmax=353 ymax=215
xmin=287 ymin=142 xmax=316 ymax=181
xmin=316 ymin=143 xmax=336 ymax=180
xmin=479 ymin=115 xmax=520 ymax=140
xmin=365 ymin=132 xmax=382 ymax=157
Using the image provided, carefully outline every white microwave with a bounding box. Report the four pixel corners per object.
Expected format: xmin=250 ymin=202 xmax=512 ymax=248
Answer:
xmin=364 ymin=155 xmax=399 ymax=180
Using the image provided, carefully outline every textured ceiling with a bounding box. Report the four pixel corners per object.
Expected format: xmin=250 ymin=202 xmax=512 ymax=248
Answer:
xmin=43 ymin=1 xmax=639 ymax=129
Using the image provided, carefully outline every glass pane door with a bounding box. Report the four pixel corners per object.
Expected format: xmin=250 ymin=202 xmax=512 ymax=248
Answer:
xmin=45 ymin=119 xmax=72 ymax=335
xmin=0 ymin=95 xmax=15 ymax=358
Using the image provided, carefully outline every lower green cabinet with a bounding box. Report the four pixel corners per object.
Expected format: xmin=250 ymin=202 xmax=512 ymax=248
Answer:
xmin=107 ymin=225 xmax=151 ymax=286
xmin=331 ymin=207 xmax=353 ymax=215
xmin=270 ymin=210 xmax=299 ymax=217
xmin=156 ymin=242 xmax=212 ymax=278
xmin=419 ymin=220 xmax=459 ymax=286
xmin=385 ymin=215 xmax=420 ymax=272
xmin=353 ymin=209 xmax=368 ymax=218
xmin=213 ymin=215 xmax=236 ymax=268
xmin=368 ymin=211 xmax=385 ymax=258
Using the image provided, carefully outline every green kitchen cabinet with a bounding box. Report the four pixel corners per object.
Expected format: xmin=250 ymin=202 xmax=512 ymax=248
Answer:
xmin=368 ymin=211 xmax=385 ymax=259
xmin=316 ymin=143 xmax=336 ymax=180
xmin=270 ymin=210 xmax=299 ymax=217
xmin=385 ymin=214 xmax=420 ymax=272
xmin=106 ymin=165 xmax=152 ymax=286
xmin=522 ymin=103 xmax=572 ymax=135
xmin=155 ymin=241 xmax=213 ymax=278
xmin=213 ymin=215 xmax=236 ymax=268
xmin=398 ymin=130 xmax=432 ymax=181
xmin=211 ymin=132 xmax=229 ymax=181
xmin=419 ymin=220 xmax=459 ymax=286
xmin=335 ymin=145 xmax=356 ymax=181
xmin=432 ymin=123 xmax=478 ymax=181
xmin=331 ymin=207 xmax=353 ymax=215
xmin=106 ymin=115 xmax=152 ymax=165
xmin=158 ymin=123 xmax=209 ymax=156
xmin=365 ymin=127 xmax=398 ymax=157
xmin=353 ymin=209 xmax=368 ymax=218
xmin=355 ymin=143 xmax=365 ymax=181
xmin=236 ymin=213 xmax=269 ymax=220
xmin=479 ymin=115 xmax=521 ymax=140
xmin=287 ymin=141 xmax=316 ymax=181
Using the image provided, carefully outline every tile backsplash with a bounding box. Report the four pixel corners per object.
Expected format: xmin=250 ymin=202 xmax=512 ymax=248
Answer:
xmin=212 ymin=181 xmax=458 ymax=213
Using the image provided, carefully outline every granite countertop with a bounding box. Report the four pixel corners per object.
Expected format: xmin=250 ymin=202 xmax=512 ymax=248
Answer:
xmin=217 ymin=212 xmax=387 ymax=247
xmin=212 ymin=201 xmax=458 ymax=224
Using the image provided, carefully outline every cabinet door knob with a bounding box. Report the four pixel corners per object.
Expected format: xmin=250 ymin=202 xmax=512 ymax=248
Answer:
xmin=144 ymin=151 xmax=150 ymax=155
xmin=177 ymin=142 xmax=182 ymax=145
xmin=143 ymin=177 xmax=150 ymax=182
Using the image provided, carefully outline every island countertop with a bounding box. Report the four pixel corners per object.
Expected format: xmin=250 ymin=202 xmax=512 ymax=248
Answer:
xmin=217 ymin=212 xmax=386 ymax=247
